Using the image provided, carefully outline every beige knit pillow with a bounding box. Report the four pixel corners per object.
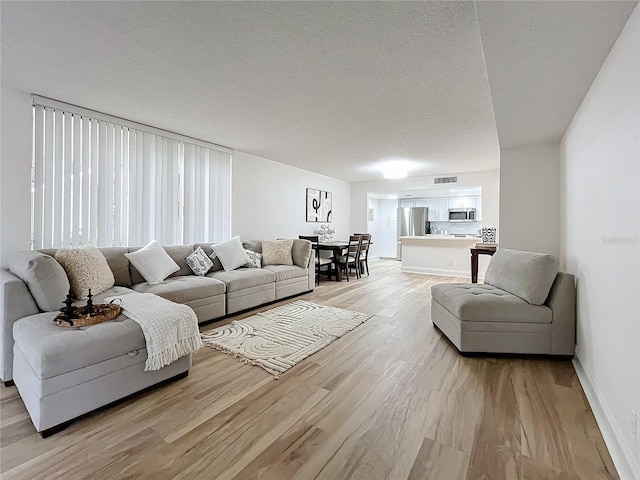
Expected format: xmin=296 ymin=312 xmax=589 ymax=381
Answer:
xmin=55 ymin=246 xmax=115 ymax=299
xmin=261 ymin=239 xmax=294 ymax=266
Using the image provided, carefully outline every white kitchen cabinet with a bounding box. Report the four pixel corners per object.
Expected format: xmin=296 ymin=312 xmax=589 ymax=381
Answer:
xmin=448 ymin=196 xmax=476 ymax=209
xmin=437 ymin=198 xmax=449 ymax=220
xmin=400 ymin=196 xmax=484 ymax=221
xmin=427 ymin=197 xmax=449 ymax=221
xmin=399 ymin=198 xmax=428 ymax=208
xmin=426 ymin=199 xmax=437 ymax=221
xmin=448 ymin=196 xmax=462 ymax=209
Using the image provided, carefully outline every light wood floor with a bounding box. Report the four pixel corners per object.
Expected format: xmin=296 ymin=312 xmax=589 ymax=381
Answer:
xmin=0 ymin=260 xmax=617 ymax=479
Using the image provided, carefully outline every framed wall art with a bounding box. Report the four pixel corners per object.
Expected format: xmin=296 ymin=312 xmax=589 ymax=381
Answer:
xmin=306 ymin=188 xmax=332 ymax=222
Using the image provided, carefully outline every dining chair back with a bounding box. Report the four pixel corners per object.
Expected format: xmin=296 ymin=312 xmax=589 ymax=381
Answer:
xmin=335 ymin=235 xmax=361 ymax=282
xmin=298 ymin=235 xmax=333 ymax=284
xmin=354 ymin=233 xmax=372 ymax=276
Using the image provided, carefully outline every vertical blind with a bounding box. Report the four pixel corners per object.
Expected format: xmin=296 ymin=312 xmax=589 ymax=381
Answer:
xmin=32 ymin=100 xmax=232 ymax=249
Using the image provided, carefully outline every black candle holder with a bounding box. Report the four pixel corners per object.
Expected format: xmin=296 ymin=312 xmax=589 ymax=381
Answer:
xmin=86 ymin=289 xmax=94 ymax=316
xmin=54 ymin=288 xmax=122 ymax=328
xmin=60 ymin=290 xmax=76 ymax=325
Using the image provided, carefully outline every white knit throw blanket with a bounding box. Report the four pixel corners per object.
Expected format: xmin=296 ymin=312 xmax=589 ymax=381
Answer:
xmin=105 ymin=292 xmax=203 ymax=371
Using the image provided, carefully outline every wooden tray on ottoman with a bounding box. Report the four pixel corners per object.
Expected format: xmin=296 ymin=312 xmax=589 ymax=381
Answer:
xmin=54 ymin=304 xmax=122 ymax=328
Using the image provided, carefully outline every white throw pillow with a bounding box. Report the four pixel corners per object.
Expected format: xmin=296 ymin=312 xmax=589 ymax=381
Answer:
xmin=185 ymin=247 xmax=214 ymax=276
xmin=211 ymin=236 xmax=250 ymax=271
xmin=262 ymin=239 xmax=294 ymax=266
xmin=125 ymin=240 xmax=180 ymax=284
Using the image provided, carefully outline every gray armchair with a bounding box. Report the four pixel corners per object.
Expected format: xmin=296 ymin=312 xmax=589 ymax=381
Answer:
xmin=430 ymin=249 xmax=576 ymax=356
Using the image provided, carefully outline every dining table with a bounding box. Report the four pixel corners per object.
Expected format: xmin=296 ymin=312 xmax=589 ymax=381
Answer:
xmin=317 ymin=240 xmax=349 ymax=281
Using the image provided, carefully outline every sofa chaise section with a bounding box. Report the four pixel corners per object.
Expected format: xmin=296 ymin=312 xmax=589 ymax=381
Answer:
xmin=12 ymin=310 xmax=190 ymax=434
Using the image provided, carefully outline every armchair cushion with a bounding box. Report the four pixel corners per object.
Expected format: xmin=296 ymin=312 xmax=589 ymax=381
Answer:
xmin=484 ymin=249 xmax=559 ymax=305
xmin=431 ymin=283 xmax=552 ymax=324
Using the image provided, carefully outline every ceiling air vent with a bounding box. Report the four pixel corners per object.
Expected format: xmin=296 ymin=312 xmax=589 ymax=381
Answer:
xmin=434 ymin=176 xmax=457 ymax=184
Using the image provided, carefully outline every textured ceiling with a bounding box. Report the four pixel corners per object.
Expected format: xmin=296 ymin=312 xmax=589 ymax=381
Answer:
xmin=1 ymin=1 xmax=636 ymax=181
xmin=475 ymin=0 xmax=637 ymax=150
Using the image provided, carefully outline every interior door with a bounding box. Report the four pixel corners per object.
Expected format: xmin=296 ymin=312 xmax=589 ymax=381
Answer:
xmin=378 ymin=199 xmax=398 ymax=258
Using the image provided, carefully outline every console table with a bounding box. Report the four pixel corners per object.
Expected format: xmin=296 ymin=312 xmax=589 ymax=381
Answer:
xmin=470 ymin=245 xmax=497 ymax=283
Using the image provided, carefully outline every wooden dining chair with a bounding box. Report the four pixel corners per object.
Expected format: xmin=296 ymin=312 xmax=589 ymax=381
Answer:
xmin=354 ymin=233 xmax=371 ymax=276
xmin=334 ymin=235 xmax=361 ymax=281
xmin=298 ymin=235 xmax=333 ymax=284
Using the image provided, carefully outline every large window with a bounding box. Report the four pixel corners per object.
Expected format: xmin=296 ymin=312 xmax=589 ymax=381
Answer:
xmin=31 ymin=97 xmax=232 ymax=249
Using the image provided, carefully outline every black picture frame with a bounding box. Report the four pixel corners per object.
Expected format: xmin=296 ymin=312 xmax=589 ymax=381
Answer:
xmin=306 ymin=188 xmax=332 ymax=222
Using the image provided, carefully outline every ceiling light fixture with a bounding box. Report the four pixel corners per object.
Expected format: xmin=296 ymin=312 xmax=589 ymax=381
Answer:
xmin=380 ymin=160 xmax=410 ymax=179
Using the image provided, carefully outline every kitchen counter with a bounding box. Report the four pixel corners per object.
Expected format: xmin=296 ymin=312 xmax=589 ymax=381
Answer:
xmin=399 ymin=235 xmax=491 ymax=279
xmin=400 ymin=235 xmax=481 ymax=241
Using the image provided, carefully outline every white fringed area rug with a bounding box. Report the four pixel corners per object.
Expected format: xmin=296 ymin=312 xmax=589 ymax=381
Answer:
xmin=200 ymin=300 xmax=374 ymax=378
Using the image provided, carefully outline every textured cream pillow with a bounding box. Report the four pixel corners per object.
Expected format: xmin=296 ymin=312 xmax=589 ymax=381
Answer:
xmin=262 ymin=239 xmax=294 ymax=266
xmin=55 ymin=246 xmax=115 ymax=299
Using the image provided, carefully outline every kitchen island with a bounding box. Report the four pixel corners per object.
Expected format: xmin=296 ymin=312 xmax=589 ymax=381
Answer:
xmin=400 ymin=235 xmax=492 ymax=280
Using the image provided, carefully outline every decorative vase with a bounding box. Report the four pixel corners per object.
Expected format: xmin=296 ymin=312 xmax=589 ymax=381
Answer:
xmin=481 ymin=227 xmax=496 ymax=244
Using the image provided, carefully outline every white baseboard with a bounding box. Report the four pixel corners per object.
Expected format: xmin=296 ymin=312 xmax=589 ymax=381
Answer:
xmin=573 ymin=355 xmax=640 ymax=480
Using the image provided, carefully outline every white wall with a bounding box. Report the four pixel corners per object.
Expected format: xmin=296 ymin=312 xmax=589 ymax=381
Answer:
xmin=351 ymin=169 xmax=500 ymax=255
xmin=499 ymin=144 xmax=561 ymax=256
xmin=0 ymin=87 xmax=33 ymax=268
xmin=232 ymin=151 xmax=350 ymax=241
xmin=561 ymin=5 xmax=640 ymax=478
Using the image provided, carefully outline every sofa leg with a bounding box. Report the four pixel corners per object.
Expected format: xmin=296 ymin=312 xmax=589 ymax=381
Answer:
xmin=40 ymin=419 xmax=74 ymax=438
xmin=4 ymin=380 xmax=15 ymax=387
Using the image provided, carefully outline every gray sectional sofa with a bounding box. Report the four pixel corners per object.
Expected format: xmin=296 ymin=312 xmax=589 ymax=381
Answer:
xmin=0 ymin=239 xmax=313 ymax=435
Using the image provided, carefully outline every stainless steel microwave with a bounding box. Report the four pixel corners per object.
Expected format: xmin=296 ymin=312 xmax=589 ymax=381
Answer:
xmin=448 ymin=208 xmax=476 ymax=222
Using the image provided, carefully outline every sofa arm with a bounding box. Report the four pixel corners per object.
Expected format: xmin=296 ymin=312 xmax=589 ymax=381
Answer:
xmin=291 ymin=239 xmax=314 ymax=291
xmin=291 ymin=239 xmax=313 ymax=269
xmin=1 ymin=269 xmax=39 ymax=382
xmin=546 ymin=272 xmax=576 ymax=355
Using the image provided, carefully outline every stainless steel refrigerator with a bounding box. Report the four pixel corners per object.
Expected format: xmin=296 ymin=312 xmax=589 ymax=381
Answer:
xmin=397 ymin=207 xmax=430 ymax=260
